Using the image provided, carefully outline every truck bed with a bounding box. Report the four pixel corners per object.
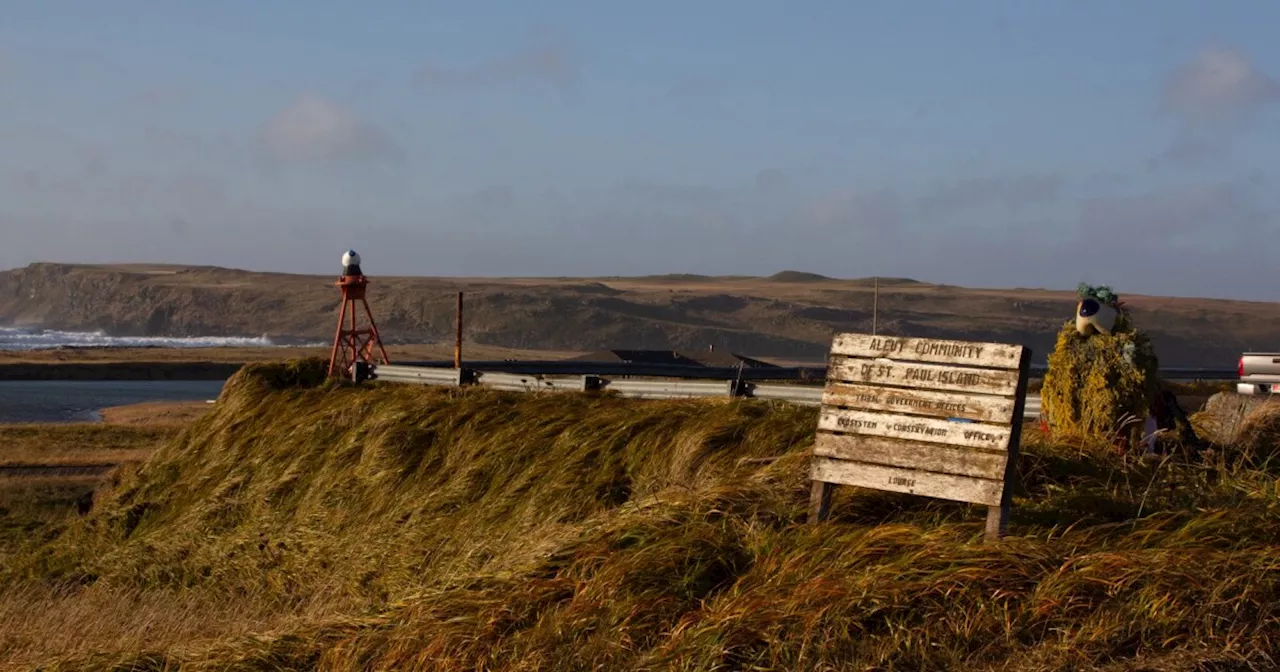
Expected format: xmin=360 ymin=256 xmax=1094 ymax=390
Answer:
xmin=1238 ymin=352 xmax=1280 ymax=394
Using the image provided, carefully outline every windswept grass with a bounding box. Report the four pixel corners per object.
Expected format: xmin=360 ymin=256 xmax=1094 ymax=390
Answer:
xmin=0 ymin=421 xmax=181 ymax=574
xmin=0 ymin=423 xmax=176 ymax=467
xmin=2 ymin=358 xmax=1277 ymax=671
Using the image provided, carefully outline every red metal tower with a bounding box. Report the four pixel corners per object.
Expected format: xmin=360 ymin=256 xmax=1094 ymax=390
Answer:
xmin=328 ymin=249 xmax=390 ymax=380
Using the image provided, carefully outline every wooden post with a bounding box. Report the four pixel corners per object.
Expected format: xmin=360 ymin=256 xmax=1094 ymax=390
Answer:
xmin=985 ymin=347 xmax=1031 ymax=542
xmin=809 ymin=480 xmax=834 ymax=522
xmin=454 ymin=291 xmax=463 ymax=369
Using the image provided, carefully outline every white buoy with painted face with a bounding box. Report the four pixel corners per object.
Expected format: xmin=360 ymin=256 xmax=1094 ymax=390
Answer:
xmin=341 ymin=249 xmax=363 ymax=277
xmin=1075 ymin=297 xmax=1118 ymax=336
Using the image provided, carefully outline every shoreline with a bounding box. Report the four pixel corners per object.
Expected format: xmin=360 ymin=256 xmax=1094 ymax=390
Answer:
xmin=0 ymin=361 xmax=243 ymax=381
xmin=0 ymin=343 xmax=585 ymax=381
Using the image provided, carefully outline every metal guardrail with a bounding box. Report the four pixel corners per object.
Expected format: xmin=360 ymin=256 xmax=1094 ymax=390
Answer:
xmin=393 ymin=360 xmax=1237 ymax=382
xmin=374 ymin=364 xmax=1048 ymax=419
xmin=392 ymin=360 xmax=827 ymax=381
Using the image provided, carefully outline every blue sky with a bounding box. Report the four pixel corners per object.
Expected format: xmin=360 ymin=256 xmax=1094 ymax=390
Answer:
xmin=1 ymin=1 xmax=1278 ymax=299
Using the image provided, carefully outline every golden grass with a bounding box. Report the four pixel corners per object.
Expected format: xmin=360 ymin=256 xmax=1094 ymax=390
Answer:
xmin=97 ymin=401 xmax=212 ymax=426
xmin=0 ymin=423 xmax=177 ymax=467
xmin=1 ymin=358 xmax=1277 ymax=671
xmin=1230 ymin=405 xmax=1280 ymax=471
xmin=0 ymin=420 xmax=179 ymax=583
xmin=0 ymin=582 xmax=369 ymax=670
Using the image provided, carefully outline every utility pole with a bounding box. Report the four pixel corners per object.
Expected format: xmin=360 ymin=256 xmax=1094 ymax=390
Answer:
xmin=454 ymin=291 xmax=463 ymax=368
xmin=872 ymin=277 xmax=879 ymax=336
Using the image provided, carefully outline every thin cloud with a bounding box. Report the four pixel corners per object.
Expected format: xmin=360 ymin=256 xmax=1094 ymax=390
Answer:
xmin=610 ymin=181 xmax=724 ymax=209
xmin=254 ymin=93 xmax=403 ymax=165
xmin=1078 ymin=178 xmax=1270 ymax=241
xmin=754 ymin=169 xmax=789 ymax=193
xmin=1147 ymin=130 xmax=1231 ymax=171
xmin=73 ymin=144 xmax=110 ymax=178
xmin=414 ymin=34 xmax=577 ymax=91
xmin=665 ymin=74 xmax=724 ymax=101
xmin=1161 ymin=47 xmax=1280 ymax=126
xmin=132 ymin=86 xmax=195 ymax=108
xmin=467 ymin=185 xmax=515 ymax=209
xmin=806 ymin=187 xmax=905 ymax=238
xmin=915 ymin=174 xmax=1063 ymax=216
xmin=1153 ymin=47 xmax=1277 ymax=171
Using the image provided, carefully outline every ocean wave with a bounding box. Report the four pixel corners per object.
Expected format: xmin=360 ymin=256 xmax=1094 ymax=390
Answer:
xmin=0 ymin=327 xmax=294 ymax=351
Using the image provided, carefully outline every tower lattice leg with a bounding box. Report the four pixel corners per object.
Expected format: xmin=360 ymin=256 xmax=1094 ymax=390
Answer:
xmin=328 ymin=291 xmax=390 ymax=379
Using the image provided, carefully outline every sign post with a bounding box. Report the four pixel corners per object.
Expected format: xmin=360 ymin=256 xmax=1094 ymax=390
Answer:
xmin=807 ymin=332 xmax=1032 ymax=542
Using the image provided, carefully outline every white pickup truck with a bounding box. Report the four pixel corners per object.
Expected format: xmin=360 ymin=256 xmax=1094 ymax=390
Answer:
xmin=1238 ymin=352 xmax=1280 ymax=394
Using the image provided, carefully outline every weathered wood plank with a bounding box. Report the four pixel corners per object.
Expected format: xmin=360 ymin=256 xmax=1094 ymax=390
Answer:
xmin=813 ymin=432 xmax=1009 ymax=480
xmin=831 ymin=333 xmax=1024 ymax=368
xmin=810 ymin=456 xmax=1004 ymax=506
xmin=809 ymin=480 xmax=834 ymax=522
xmin=986 ymin=345 xmax=1031 ymax=541
xmin=821 ymin=382 xmax=1017 ymax=424
xmin=817 ymin=407 xmax=1012 ymax=450
xmin=827 ymin=356 xmax=1020 ymax=395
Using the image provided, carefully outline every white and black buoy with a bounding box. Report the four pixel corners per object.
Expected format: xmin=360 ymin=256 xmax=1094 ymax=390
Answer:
xmin=328 ymin=248 xmax=389 ymax=379
xmin=341 ymin=249 xmax=363 ymax=277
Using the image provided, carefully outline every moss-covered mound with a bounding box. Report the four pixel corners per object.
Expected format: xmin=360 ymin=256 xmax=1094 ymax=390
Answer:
xmin=3 ymin=359 xmax=1279 ymax=670
xmin=1040 ymin=311 xmax=1162 ymax=445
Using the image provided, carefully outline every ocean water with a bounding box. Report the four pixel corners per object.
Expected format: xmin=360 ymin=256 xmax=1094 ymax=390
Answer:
xmin=0 ymin=327 xmax=270 ymax=422
xmin=0 ymin=327 xmax=276 ymax=351
xmin=0 ymin=380 xmax=226 ymax=423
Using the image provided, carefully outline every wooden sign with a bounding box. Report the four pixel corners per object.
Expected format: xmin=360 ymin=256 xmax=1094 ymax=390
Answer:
xmin=808 ymin=333 xmax=1032 ymax=541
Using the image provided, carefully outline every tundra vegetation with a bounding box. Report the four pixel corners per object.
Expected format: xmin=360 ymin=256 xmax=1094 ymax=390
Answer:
xmin=0 ymin=359 xmax=1277 ymax=671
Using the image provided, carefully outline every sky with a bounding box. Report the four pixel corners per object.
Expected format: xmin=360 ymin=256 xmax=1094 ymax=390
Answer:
xmin=1 ymin=1 xmax=1278 ymax=300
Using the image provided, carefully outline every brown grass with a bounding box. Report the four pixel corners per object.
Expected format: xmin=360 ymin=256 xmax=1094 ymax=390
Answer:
xmin=1230 ymin=405 xmax=1280 ymax=470
xmin=0 ymin=423 xmax=176 ymax=467
xmin=0 ymin=421 xmax=179 ymax=578
xmin=97 ymin=401 xmax=213 ymax=426
xmin=1 ymin=359 xmax=1277 ymax=671
xmin=0 ymin=583 xmax=365 ymax=669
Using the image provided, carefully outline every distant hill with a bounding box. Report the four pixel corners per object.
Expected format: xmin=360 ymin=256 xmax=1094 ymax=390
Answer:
xmin=767 ymin=270 xmax=832 ymax=283
xmin=0 ymin=262 xmax=1277 ymax=367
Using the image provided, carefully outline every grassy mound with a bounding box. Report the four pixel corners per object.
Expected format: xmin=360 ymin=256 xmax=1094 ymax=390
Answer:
xmin=3 ymin=360 xmax=1279 ymax=670
xmin=1040 ymin=315 xmax=1161 ymax=446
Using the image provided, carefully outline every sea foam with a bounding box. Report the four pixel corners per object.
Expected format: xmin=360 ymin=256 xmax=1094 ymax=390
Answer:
xmin=0 ymin=327 xmax=287 ymax=351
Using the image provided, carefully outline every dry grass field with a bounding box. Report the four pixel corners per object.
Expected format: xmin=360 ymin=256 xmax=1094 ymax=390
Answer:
xmin=0 ymin=403 xmax=192 ymax=579
xmin=0 ymin=359 xmax=1276 ymax=670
